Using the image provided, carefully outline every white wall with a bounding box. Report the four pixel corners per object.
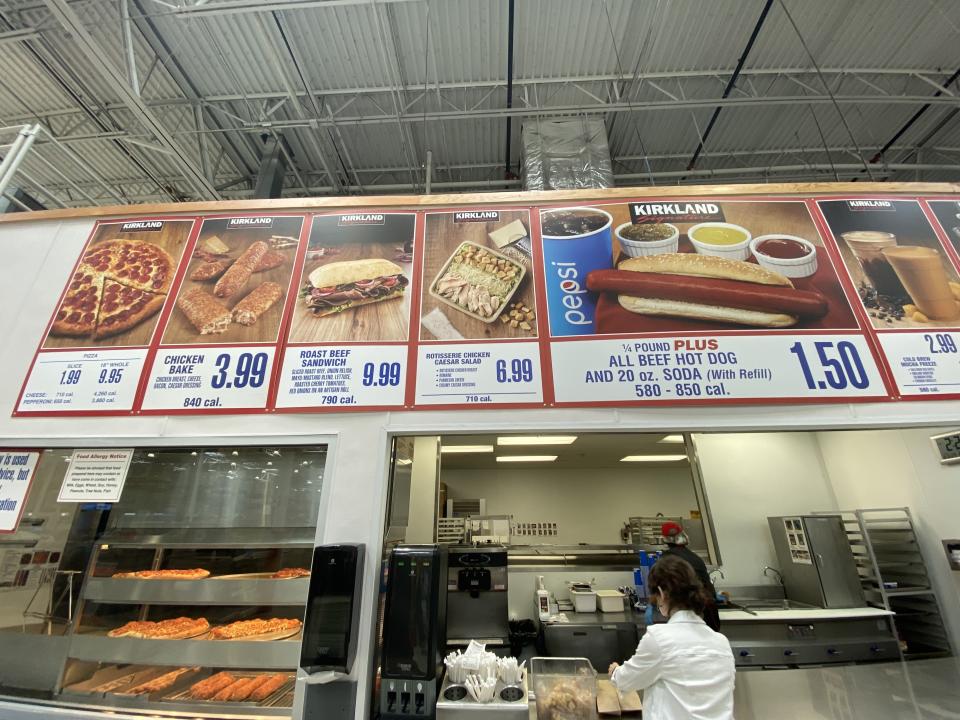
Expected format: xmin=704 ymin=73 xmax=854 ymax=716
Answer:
xmin=693 ymin=432 xmax=840 ymax=587
xmin=816 ymin=428 xmax=960 ymax=652
xmin=442 ymin=466 xmax=698 ymax=546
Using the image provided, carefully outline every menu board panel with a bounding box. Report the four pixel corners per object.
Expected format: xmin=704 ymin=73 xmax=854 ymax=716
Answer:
xmin=414 ymin=209 xmax=545 ymax=407
xmin=274 ymin=212 xmax=416 ymax=410
xmin=15 ymin=218 xmax=195 ymax=415
xmin=819 ymin=199 xmax=960 ymax=398
xmin=139 ymin=214 xmax=305 ymax=413
xmin=539 ymin=199 xmax=889 ymax=403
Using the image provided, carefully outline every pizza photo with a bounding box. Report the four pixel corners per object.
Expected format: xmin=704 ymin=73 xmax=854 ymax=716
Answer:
xmin=43 ymin=220 xmax=193 ymax=349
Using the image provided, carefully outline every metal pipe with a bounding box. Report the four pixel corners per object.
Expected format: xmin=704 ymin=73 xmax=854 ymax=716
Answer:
xmin=686 ymin=0 xmax=775 ymax=172
xmin=504 ymin=0 xmax=515 ymax=178
xmin=0 ymin=124 xmax=40 ymax=199
xmin=425 ymin=149 xmax=432 ymax=194
xmin=120 ymin=0 xmax=140 ymax=96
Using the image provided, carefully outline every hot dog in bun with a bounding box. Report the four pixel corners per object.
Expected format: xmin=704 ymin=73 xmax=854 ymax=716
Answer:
xmin=586 ymin=253 xmax=828 ymax=328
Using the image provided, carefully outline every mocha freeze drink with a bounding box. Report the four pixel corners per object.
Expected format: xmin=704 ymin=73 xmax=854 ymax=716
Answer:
xmin=882 ymin=246 xmax=960 ymax=320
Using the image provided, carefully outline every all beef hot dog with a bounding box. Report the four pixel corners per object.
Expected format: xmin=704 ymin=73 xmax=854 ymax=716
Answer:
xmin=585 ymin=253 xmax=829 ymax=328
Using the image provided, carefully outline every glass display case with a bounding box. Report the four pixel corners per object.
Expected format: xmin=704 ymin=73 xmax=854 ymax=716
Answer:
xmin=0 ymin=445 xmax=327 ymax=719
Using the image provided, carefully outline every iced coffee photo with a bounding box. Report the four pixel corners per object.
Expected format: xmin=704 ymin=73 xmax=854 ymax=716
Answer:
xmin=819 ymin=199 xmax=960 ymax=329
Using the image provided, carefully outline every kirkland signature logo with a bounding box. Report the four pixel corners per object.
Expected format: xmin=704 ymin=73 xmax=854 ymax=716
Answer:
xmin=227 ymin=217 xmax=274 ymax=228
xmin=454 ymin=211 xmax=500 ymax=223
xmin=120 ymin=220 xmax=163 ymax=231
xmin=338 ymin=213 xmax=385 ymax=226
xmin=846 ymin=200 xmax=895 ymax=211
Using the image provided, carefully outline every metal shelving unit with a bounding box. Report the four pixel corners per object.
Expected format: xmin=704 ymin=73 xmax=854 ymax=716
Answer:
xmin=831 ymin=508 xmax=952 ymax=660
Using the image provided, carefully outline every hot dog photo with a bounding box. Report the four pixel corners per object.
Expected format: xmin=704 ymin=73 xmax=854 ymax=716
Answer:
xmin=539 ymin=200 xmax=859 ymax=337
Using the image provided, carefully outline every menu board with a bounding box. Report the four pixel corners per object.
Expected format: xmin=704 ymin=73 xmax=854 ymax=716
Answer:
xmin=414 ymin=208 xmax=544 ymax=407
xmin=15 ymin=218 xmax=195 ymax=414
xmin=819 ymin=199 xmax=960 ymax=399
xmin=274 ymin=212 xmax=416 ymax=410
xmin=23 ymin=194 xmax=960 ymax=416
xmin=139 ymin=214 xmax=305 ymax=412
xmin=541 ymin=200 xmax=888 ymax=404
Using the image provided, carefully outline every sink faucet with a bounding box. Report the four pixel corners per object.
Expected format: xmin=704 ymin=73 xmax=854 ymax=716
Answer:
xmin=762 ymin=566 xmax=783 ymax=585
xmin=709 ymin=569 xmax=725 ymax=585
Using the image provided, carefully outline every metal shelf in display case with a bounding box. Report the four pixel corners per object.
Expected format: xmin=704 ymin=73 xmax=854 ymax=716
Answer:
xmin=67 ymin=634 xmax=302 ymax=670
xmin=82 ymin=577 xmax=310 ymax=605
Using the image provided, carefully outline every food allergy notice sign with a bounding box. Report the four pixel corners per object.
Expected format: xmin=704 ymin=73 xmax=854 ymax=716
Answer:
xmin=0 ymin=452 xmax=39 ymax=533
xmin=58 ymin=449 xmax=133 ymax=503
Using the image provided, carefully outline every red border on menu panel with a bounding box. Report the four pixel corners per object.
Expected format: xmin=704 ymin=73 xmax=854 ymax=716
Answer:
xmin=136 ymin=213 xmax=309 ymax=415
xmin=13 ymin=217 xmax=201 ymax=417
xmin=412 ymin=206 xmax=547 ymax=410
xmin=537 ymin=196 xmax=893 ymax=407
xmin=815 ymin=196 xmax=960 ymax=401
xmin=271 ymin=210 xmax=420 ymax=413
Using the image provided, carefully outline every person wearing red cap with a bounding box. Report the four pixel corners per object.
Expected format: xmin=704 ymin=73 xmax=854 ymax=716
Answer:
xmin=660 ymin=521 xmax=721 ymax=631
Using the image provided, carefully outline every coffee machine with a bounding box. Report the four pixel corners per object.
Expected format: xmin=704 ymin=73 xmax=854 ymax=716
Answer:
xmin=446 ymin=546 xmax=509 ymax=646
xmin=379 ymin=545 xmax=448 ymax=720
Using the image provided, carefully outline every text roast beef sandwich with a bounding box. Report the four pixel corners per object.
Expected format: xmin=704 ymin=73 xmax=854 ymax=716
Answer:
xmin=301 ymin=258 xmax=408 ymax=317
xmin=586 ymin=253 xmax=828 ymax=328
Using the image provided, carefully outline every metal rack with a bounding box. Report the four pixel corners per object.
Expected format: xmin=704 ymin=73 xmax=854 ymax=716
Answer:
xmin=830 ymin=508 xmax=952 ymax=660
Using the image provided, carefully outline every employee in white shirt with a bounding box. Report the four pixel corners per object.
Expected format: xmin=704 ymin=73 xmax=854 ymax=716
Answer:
xmin=608 ymin=555 xmax=735 ymax=720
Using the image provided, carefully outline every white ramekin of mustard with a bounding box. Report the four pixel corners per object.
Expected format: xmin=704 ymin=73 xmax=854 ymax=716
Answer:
xmin=687 ymin=222 xmax=752 ymax=261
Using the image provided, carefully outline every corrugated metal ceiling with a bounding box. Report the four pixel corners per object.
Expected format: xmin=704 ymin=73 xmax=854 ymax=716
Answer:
xmin=1 ymin=0 xmax=959 ymax=207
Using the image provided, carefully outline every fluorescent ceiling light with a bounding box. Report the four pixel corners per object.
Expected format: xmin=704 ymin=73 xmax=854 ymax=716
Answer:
xmin=395 ymin=458 xmax=413 ymax=466
xmin=658 ymin=434 xmax=684 ymax=444
xmin=496 ymin=455 xmax=558 ymax=463
xmin=620 ymin=454 xmax=688 ymax=462
xmin=440 ymin=445 xmax=494 ymax=454
xmin=497 ymin=435 xmax=577 ymax=446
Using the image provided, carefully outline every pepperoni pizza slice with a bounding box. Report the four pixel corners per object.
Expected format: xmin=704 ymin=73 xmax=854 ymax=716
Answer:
xmin=49 ymin=239 xmax=176 ymax=341
xmin=94 ymin=278 xmax=167 ymax=340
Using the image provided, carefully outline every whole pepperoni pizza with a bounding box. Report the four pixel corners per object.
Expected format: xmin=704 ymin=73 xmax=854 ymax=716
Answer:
xmin=51 ymin=240 xmax=175 ymax=340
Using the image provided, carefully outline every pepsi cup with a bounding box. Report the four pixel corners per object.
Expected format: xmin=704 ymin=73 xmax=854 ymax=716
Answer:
xmin=540 ymin=207 xmax=613 ymax=336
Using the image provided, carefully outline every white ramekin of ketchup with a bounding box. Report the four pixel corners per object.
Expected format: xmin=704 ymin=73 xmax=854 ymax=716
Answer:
xmin=750 ymin=234 xmax=818 ymax=278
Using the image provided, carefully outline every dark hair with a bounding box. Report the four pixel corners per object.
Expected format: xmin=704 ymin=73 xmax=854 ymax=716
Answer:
xmin=648 ymin=554 xmax=710 ymax=616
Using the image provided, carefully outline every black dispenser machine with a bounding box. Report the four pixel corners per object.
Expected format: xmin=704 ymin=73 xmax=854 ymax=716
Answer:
xmin=379 ymin=545 xmax=448 ymax=720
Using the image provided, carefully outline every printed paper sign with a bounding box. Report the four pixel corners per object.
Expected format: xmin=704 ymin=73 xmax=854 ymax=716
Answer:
xmin=58 ymin=449 xmax=133 ymax=503
xmin=0 ymin=451 xmax=39 ymax=533
xmin=17 ymin=349 xmax=148 ymax=413
xmin=551 ymin=335 xmax=886 ymax=403
xmin=415 ymin=342 xmax=543 ymax=405
xmin=873 ymin=332 xmax=960 ymax=397
xmin=140 ymin=347 xmax=275 ymax=411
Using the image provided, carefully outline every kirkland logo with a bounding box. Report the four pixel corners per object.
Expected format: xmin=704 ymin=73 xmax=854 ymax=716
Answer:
xmin=454 ymin=211 xmax=500 ymax=223
xmin=629 ymin=202 xmax=724 ymax=224
xmin=338 ymin=213 xmax=385 ymax=226
xmin=120 ymin=220 xmax=163 ymax=231
xmin=227 ymin=217 xmax=274 ymax=228
xmin=847 ymin=200 xmax=895 ymax=211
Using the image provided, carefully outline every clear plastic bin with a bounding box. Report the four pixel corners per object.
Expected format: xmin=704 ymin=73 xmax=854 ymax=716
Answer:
xmin=530 ymin=658 xmax=598 ymax=720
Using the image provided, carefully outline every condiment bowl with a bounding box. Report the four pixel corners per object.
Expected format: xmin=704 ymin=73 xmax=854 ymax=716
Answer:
xmin=750 ymin=234 xmax=818 ymax=278
xmin=687 ymin=222 xmax=752 ymax=261
xmin=615 ymin=221 xmax=679 ymax=258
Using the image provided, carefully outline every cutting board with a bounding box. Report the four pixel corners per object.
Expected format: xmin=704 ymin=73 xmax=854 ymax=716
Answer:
xmin=597 ymin=680 xmax=642 ymax=715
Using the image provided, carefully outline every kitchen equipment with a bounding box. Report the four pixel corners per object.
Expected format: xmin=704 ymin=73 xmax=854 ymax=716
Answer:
xmin=436 ymin=673 xmax=528 ymax=720
xmin=446 ymin=547 xmax=509 ymax=646
xmin=569 ymin=582 xmax=596 ymax=613
xmin=768 ymin=515 xmax=866 ymax=608
xmin=595 ymin=590 xmax=625 ymax=613
xmin=530 ymin=657 xmax=598 ymax=720
xmin=541 ymin=624 xmax=638 ymax=675
xmin=299 ymin=544 xmax=364 ymax=674
xmin=626 ymin=516 xmax=709 ymax=559
xmin=380 ymin=545 xmax=449 ymax=720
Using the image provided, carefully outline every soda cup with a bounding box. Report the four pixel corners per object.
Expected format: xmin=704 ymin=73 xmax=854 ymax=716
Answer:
xmin=540 ymin=206 xmax=613 ymax=336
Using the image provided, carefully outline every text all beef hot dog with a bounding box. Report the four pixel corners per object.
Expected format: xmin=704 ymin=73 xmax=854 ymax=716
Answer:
xmin=586 ymin=270 xmax=828 ymax=319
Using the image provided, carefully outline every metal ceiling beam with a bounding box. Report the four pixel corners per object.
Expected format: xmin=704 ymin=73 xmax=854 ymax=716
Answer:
xmin=40 ymin=0 xmax=220 ymax=199
xmin=174 ymin=0 xmax=422 ymax=17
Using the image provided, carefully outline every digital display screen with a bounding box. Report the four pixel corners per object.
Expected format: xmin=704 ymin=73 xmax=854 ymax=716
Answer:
xmin=932 ymin=432 xmax=960 ymax=464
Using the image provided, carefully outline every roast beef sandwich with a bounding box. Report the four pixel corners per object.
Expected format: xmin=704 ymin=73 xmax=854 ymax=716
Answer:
xmin=586 ymin=253 xmax=828 ymax=328
xmin=301 ymin=258 xmax=408 ymax=317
